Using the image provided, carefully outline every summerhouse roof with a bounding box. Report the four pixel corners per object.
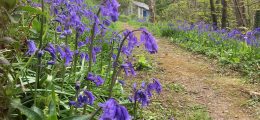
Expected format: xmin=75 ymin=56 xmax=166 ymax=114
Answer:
xmin=132 ymin=1 xmax=149 ymax=10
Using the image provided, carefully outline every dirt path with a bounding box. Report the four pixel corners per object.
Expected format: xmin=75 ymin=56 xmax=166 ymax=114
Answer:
xmin=150 ymin=39 xmax=260 ymax=120
xmin=123 ymin=24 xmax=260 ymax=120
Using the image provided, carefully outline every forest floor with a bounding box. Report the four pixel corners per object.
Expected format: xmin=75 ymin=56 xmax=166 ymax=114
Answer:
xmin=123 ymin=23 xmax=260 ymax=120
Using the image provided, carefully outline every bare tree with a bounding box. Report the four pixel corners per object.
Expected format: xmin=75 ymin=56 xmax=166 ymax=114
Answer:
xmin=210 ymin=0 xmax=218 ymax=30
xmin=221 ymin=0 xmax=227 ymax=28
xmin=149 ymin=0 xmax=156 ymax=23
xmin=255 ymin=10 xmax=260 ymax=28
xmin=233 ymin=0 xmax=247 ymax=27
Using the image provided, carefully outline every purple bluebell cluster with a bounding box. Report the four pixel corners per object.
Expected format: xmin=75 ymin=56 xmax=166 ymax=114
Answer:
xmin=24 ymin=0 xmax=161 ymax=119
xmin=92 ymin=47 xmax=102 ymax=63
xmin=99 ymin=98 xmax=131 ymax=120
xmin=69 ymin=90 xmax=95 ymax=108
xmin=121 ymin=62 xmax=136 ymax=76
xmin=79 ymin=52 xmax=89 ymax=62
xmin=100 ymin=0 xmax=120 ymax=22
xmin=140 ymin=28 xmax=158 ymax=54
xmin=169 ymin=20 xmax=260 ymax=47
xmin=63 ymin=46 xmax=74 ymax=66
xmin=129 ymin=79 xmax=162 ymax=107
xmin=44 ymin=43 xmax=57 ymax=65
xmin=122 ymin=29 xmax=138 ymax=56
xmin=26 ymin=40 xmax=37 ymax=55
xmin=45 ymin=0 xmax=89 ymax=37
xmin=26 ymin=41 xmax=79 ymax=66
xmin=85 ymin=73 xmax=104 ymax=86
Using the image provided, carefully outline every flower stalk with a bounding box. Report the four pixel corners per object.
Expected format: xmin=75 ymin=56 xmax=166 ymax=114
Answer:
xmin=34 ymin=0 xmax=44 ymax=105
xmin=108 ymin=30 xmax=140 ymax=98
xmin=88 ymin=9 xmax=101 ymax=73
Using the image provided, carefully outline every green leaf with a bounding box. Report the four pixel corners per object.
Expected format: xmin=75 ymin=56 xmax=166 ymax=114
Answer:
xmin=32 ymin=19 xmax=41 ymax=33
xmin=10 ymin=99 xmax=43 ymax=120
xmin=48 ymin=100 xmax=58 ymax=120
xmin=31 ymin=106 xmax=45 ymax=120
xmin=5 ymin=11 xmax=18 ymax=23
xmin=232 ymin=57 xmax=240 ymax=63
xmin=60 ymin=115 xmax=89 ymax=120
xmin=16 ymin=6 xmax=44 ymax=15
xmin=0 ymin=0 xmax=17 ymax=10
xmin=47 ymin=85 xmax=58 ymax=120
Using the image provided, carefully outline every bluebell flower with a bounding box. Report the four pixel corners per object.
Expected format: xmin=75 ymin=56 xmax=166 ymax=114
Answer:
xmin=134 ymin=90 xmax=149 ymax=107
xmin=80 ymin=52 xmax=85 ymax=60
xmin=243 ymin=31 xmax=257 ymax=46
xmin=69 ymin=90 xmax=95 ymax=108
xmin=121 ymin=63 xmax=130 ymax=76
xmin=69 ymin=101 xmax=77 ymax=106
xmin=128 ymin=62 xmax=136 ymax=76
xmin=146 ymin=79 xmax=162 ymax=97
xmin=101 ymin=27 xmax=107 ymax=37
xmin=44 ymin=43 xmax=56 ymax=64
xmin=84 ymin=90 xmax=95 ymax=105
xmin=92 ymin=46 xmax=101 ymax=63
xmin=189 ymin=24 xmax=195 ymax=30
xmin=100 ymin=0 xmax=120 ymax=22
xmin=112 ymin=54 xmax=117 ymax=60
xmin=85 ymin=37 xmax=90 ymax=44
xmin=132 ymin=82 xmax=137 ymax=91
xmin=85 ymin=53 xmax=89 ymax=61
xmin=37 ymin=50 xmax=44 ymax=58
xmin=255 ymin=27 xmax=260 ymax=33
xmin=78 ymin=41 xmax=85 ymax=48
xmin=121 ymin=46 xmax=131 ymax=56
xmin=96 ymin=76 xmax=105 ymax=86
xmin=118 ymin=80 xmax=125 ymax=86
xmin=99 ymin=98 xmax=131 ymax=120
xmin=64 ymin=46 xmax=73 ymax=66
xmin=146 ymin=83 xmax=154 ymax=97
xmin=122 ymin=29 xmax=138 ymax=56
xmin=93 ymin=16 xmax=100 ymax=36
xmin=103 ymin=19 xmax=111 ymax=26
xmin=86 ymin=73 xmax=104 ymax=86
xmin=56 ymin=45 xmax=65 ymax=59
xmin=227 ymin=29 xmax=241 ymax=38
xmin=115 ymin=105 xmax=131 ymax=120
xmin=140 ymin=28 xmax=158 ymax=54
xmin=56 ymin=26 xmax=62 ymax=32
xmin=141 ymin=81 xmax=146 ymax=88
xmin=75 ymin=95 xmax=84 ymax=108
xmin=45 ymin=43 xmax=56 ymax=58
xmin=26 ymin=40 xmax=37 ymax=55
xmin=152 ymin=79 xmax=162 ymax=94
xmin=121 ymin=62 xmax=136 ymax=76
xmin=60 ymin=29 xmax=72 ymax=38
xmin=130 ymin=79 xmax=162 ymax=106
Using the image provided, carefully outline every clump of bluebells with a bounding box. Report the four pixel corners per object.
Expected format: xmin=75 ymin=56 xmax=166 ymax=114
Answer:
xmin=162 ymin=20 xmax=260 ymax=82
xmin=129 ymin=79 xmax=162 ymax=107
xmin=20 ymin=0 xmax=162 ymax=119
xmin=167 ymin=21 xmax=260 ymax=47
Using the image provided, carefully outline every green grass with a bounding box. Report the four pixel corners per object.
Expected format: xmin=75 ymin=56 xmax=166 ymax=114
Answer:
xmin=187 ymin=105 xmax=212 ymax=120
xmin=166 ymin=83 xmax=185 ymax=93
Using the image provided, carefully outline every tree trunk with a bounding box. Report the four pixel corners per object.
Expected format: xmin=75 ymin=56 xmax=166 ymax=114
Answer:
xmin=255 ymin=10 xmax=260 ymax=28
xmin=233 ymin=0 xmax=247 ymax=27
xmin=221 ymin=0 xmax=228 ymax=28
xmin=149 ymin=0 xmax=156 ymax=23
xmin=210 ymin=0 xmax=218 ymax=30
